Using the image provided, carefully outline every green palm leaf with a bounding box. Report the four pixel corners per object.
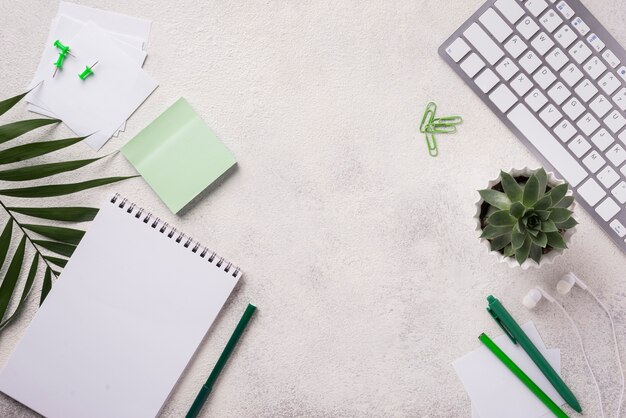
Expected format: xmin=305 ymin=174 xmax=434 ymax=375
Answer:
xmin=0 ymin=254 xmax=39 ymax=329
xmin=0 ymin=90 xmax=31 ymax=117
xmin=0 ymin=136 xmax=85 ymax=165
xmin=0 ymin=119 xmax=60 ymax=144
xmin=33 ymin=240 xmax=77 ymax=257
xmin=0 ymin=157 xmax=103 ymax=181
xmin=0 ymin=219 xmax=13 ymax=270
xmin=44 ymin=256 xmax=67 ymax=268
xmin=40 ymin=268 xmax=52 ymax=305
xmin=7 ymin=206 xmax=98 ymax=222
xmin=22 ymin=224 xmax=84 ymax=245
xmin=0 ymin=235 xmax=27 ymax=323
xmin=0 ymin=176 xmax=135 ymax=198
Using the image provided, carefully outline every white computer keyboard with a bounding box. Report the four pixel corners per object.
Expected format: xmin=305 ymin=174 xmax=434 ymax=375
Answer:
xmin=440 ymin=0 xmax=626 ymax=253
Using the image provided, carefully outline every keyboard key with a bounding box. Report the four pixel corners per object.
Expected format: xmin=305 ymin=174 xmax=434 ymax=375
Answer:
xmin=539 ymin=104 xmax=563 ymax=126
xmin=517 ymin=16 xmax=541 ymax=40
xmin=464 ymin=23 xmax=505 ymax=65
xmin=520 ymin=50 xmax=542 ymax=73
xmin=525 ymin=88 xmax=549 ymax=111
xmin=598 ymin=165 xmax=620 ymax=188
xmin=562 ymin=97 xmax=585 ymax=120
xmin=479 ymin=8 xmax=513 ymax=42
xmin=556 ymin=1 xmax=575 ymax=19
xmin=568 ymin=135 xmax=592 ymax=157
xmin=525 ymin=0 xmax=548 ymax=17
xmin=508 ymin=103 xmax=587 ymax=186
xmin=548 ymin=82 xmax=571 ymax=104
xmin=586 ymin=33 xmax=605 ymax=52
xmin=589 ymin=95 xmax=612 ymax=118
xmin=554 ymin=119 xmax=577 ymax=142
xmin=555 ymin=25 xmax=577 ymax=48
xmin=574 ymin=79 xmax=598 ymax=102
xmin=569 ymin=41 xmax=592 ymax=64
xmin=510 ymin=72 xmax=533 ymax=95
xmin=578 ymin=178 xmax=606 ymax=206
xmin=546 ymin=48 xmax=569 ymax=71
xmin=590 ymin=128 xmax=614 ymax=151
xmin=489 ymin=84 xmax=518 ymax=112
xmin=446 ymin=38 xmax=471 ymax=62
xmin=612 ymin=181 xmax=626 ymax=203
xmin=596 ymin=198 xmax=620 ymax=221
xmin=460 ymin=53 xmax=485 ymax=77
xmin=496 ymin=57 xmax=519 ymax=80
xmin=612 ymin=88 xmax=626 ymax=111
xmin=577 ymin=113 xmax=600 ymax=135
xmin=474 ymin=69 xmax=500 ymax=93
xmin=598 ymin=72 xmax=621 ymax=95
xmin=572 ymin=16 xmax=590 ymax=36
xmin=504 ymin=35 xmax=527 ymax=58
xmin=607 ymin=144 xmax=626 ymax=166
xmin=583 ymin=56 xmax=608 ymax=80
xmin=495 ymin=0 xmax=525 ymax=24
xmin=609 ymin=219 xmax=626 ymax=237
xmin=618 ymin=66 xmax=626 ymax=82
xmin=534 ymin=66 xmax=557 ymax=89
xmin=582 ymin=150 xmax=605 ymax=173
xmin=561 ymin=63 xmax=583 ymax=86
xmin=531 ymin=32 xmax=555 ymax=55
xmin=539 ymin=9 xmax=563 ymax=33
xmin=602 ymin=49 xmax=620 ymax=69
xmin=620 ymin=130 xmax=626 ymax=145
xmin=605 ymin=110 xmax=626 ymax=133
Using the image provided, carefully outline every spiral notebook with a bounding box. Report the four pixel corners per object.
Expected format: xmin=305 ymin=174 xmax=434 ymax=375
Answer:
xmin=0 ymin=194 xmax=241 ymax=418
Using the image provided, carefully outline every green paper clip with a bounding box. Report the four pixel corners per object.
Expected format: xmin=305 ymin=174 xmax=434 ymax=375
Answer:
xmin=426 ymin=123 xmax=457 ymax=134
xmin=425 ymin=131 xmax=438 ymax=157
xmin=79 ymin=61 xmax=98 ymax=80
xmin=419 ymin=102 xmax=462 ymax=157
xmin=433 ymin=115 xmax=463 ymax=125
xmin=419 ymin=102 xmax=437 ymax=133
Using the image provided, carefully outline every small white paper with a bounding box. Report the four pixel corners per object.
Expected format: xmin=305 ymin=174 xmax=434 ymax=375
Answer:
xmin=453 ymin=322 xmax=566 ymax=418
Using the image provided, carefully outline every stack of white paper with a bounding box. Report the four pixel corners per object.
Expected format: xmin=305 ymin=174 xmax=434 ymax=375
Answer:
xmin=26 ymin=2 xmax=158 ymax=150
xmin=453 ymin=322 xmax=566 ymax=418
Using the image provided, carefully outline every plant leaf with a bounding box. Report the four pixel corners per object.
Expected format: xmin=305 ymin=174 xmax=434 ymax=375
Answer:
xmin=533 ymin=195 xmax=552 ymax=211
xmin=490 ymin=233 xmax=512 ymax=251
xmin=0 ymin=176 xmax=135 ymax=198
xmin=523 ymin=174 xmax=540 ymax=206
xmin=500 ymin=171 xmax=522 ymax=202
xmin=479 ymin=189 xmax=512 ymax=210
xmin=555 ymin=217 xmax=578 ymax=230
xmin=480 ymin=224 xmax=512 ymax=239
xmin=33 ymin=240 xmax=76 ymax=257
xmin=546 ymin=231 xmax=567 ymax=249
xmin=531 ymin=231 xmax=548 ymax=248
xmin=0 ymin=119 xmax=60 ymax=144
xmin=488 ymin=210 xmax=517 ymax=226
xmin=536 ymin=210 xmax=551 ymax=221
xmin=0 ymin=136 xmax=85 ymax=165
xmin=0 ymin=254 xmax=39 ymax=330
xmin=0 ymin=157 xmax=103 ymax=181
xmin=535 ymin=168 xmax=548 ymax=197
xmin=529 ymin=244 xmax=542 ymax=264
xmin=547 ymin=183 xmax=569 ymax=206
xmin=7 ymin=206 xmax=98 ymax=222
xmin=0 ymin=219 xmax=13 ymax=270
xmin=555 ymin=195 xmax=575 ymax=208
xmin=22 ymin=224 xmax=84 ymax=245
xmin=541 ymin=220 xmax=559 ymax=233
xmin=0 ymin=235 xmax=26 ymax=323
xmin=515 ymin=236 xmax=532 ymax=265
xmin=512 ymin=229 xmax=526 ymax=249
xmin=510 ymin=202 xmax=526 ymax=218
xmin=549 ymin=208 xmax=573 ymax=223
xmin=40 ymin=268 xmax=52 ymax=305
xmin=503 ymin=244 xmax=514 ymax=257
xmin=0 ymin=90 xmax=29 ymax=117
xmin=44 ymin=256 xmax=67 ymax=268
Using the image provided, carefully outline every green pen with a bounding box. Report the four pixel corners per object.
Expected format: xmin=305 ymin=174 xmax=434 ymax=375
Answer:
xmin=486 ymin=295 xmax=582 ymax=413
xmin=478 ymin=333 xmax=569 ymax=418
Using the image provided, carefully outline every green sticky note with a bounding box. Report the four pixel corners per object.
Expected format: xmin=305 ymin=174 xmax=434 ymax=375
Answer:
xmin=122 ymin=98 xmax=236 ymax=213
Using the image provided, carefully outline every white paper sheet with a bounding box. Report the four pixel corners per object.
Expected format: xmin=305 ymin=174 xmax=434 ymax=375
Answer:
xmin=28 ymin=22 xmax=157 ymax=150
xmin=0 ymin=196 xmax=240 ymax=418
xmin=453 ymin=322 xmax=566 ymax=418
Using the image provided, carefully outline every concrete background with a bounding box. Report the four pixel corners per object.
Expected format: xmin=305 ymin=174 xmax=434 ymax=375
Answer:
xmin=1 ymin=0 xmax=626 ymax=416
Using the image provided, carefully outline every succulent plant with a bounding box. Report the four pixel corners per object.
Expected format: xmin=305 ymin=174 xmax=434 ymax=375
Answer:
xmin=478 ymin=168 xmax=577 ymax=265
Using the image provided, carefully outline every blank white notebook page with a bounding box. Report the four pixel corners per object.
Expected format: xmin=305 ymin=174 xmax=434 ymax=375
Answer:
xmin=0 ymin=196 xmax=240 ymax=418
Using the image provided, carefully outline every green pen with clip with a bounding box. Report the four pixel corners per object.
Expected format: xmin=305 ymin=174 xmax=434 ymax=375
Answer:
xmin=486 ymin=295 xmax=582 ymax=413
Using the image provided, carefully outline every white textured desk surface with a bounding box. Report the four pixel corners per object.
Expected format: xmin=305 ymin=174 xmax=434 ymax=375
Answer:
xmin=1 ymin=0 xmax=626 ymax=417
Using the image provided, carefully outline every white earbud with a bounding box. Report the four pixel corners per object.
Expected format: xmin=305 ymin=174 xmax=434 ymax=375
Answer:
xmin=522 ymin=287 xmax=555 ymax=309
xmin=556 ymin=272 xmax=588 ymax=294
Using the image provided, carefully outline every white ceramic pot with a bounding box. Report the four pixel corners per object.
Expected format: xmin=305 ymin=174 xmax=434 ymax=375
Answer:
xmin=474 ymin=167 xmax=577 ymax=270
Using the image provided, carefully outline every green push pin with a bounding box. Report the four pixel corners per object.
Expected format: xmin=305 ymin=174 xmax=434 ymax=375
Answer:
xmin=79 ymin=61 xmax=98 ymax=80
xmin=53 ymin=40 xmax=72 ymax=56
xmin=52 ymin=51 xmax=68 ymax=78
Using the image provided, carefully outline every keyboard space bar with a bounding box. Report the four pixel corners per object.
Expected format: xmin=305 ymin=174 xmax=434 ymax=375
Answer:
xmin=507 ymin=104 xmax=588 ymax=187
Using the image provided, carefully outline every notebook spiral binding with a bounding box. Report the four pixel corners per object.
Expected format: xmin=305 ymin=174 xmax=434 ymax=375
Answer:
xmin=110 ymin=193 xmax=240 ymax=278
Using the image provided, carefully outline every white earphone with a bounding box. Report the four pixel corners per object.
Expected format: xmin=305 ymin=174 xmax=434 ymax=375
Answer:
xmin=523 ymin=273 xmax=624 ymax=418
